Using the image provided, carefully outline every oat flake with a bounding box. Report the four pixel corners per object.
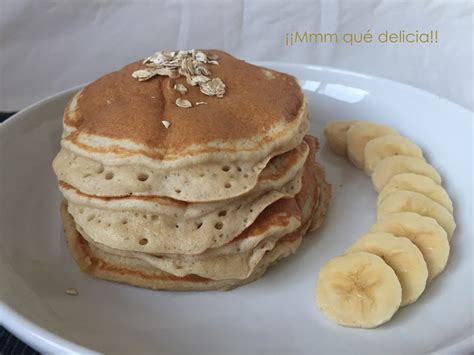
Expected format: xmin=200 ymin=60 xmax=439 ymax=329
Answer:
xmin=133 ymin=49 xmax=227 ymax=103
xmin=66 ymin=288 xmax=78 ymax=296
xmin=176 ymin=98 xmax=192 ymax=108
xmin=174 ymin=83 xmax=188 ymax=95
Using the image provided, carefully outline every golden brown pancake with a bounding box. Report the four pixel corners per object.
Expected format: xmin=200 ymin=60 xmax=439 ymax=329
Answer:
xmin=54 ymin=50 xmax=332 ymax=291
xmin=64 ymin=50 xmax=303 ymax=159
xmin=55 ymin=50 xmax=310 ymax=201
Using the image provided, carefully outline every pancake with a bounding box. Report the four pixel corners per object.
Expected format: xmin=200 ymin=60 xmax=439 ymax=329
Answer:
xmin=65 ymin=136 xmax=317 ymax=257
xmin=76 ymin=199 xmax=301 ymax=280
xmin=310 ymin=163 xmax=331 ymax=231
xmin=67 ymin=174 xmax=301 ymax=255
xmin=60 ymin=155 xmax=330 ymax=289
xmin=54 ymin=49 xmax=332 ymax=291
xmin=62 ymin=201 xmax=303 ymax=291
xmin=61 ymin=139 xmax=326 ymax=282
xmin=57 ymin=50 xmax=309 ymax=201
xmin=55 ymin=138 xmax=309 ymax=209
xmin=62 ymin=140 xmax=312 ymax=255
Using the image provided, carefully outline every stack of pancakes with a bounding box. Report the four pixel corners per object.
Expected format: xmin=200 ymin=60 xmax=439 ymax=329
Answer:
xmin=53 ymin=50 xmax=330 ymax=291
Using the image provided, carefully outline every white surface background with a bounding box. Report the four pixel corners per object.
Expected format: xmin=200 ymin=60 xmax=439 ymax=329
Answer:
xmin=0 ymin=0 xmax=473 ymax=111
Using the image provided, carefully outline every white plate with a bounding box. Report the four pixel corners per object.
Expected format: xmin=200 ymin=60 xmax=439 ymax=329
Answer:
xmin=0 ymin=63 xmax=472 ymax=354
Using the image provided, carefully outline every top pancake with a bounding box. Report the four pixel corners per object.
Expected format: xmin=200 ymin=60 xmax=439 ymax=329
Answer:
xmin=62 ymin=50 xmax=306 ymax=170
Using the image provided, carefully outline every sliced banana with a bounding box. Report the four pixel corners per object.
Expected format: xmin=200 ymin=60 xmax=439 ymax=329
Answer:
xmin=378 ymin=173 xmax=453 ymax=213
xmin=371 ymin=156 xmax=441 ymax=192
xmin=364 ymin=135 xmax=424 ymax=175
xmin=369 ymin=212 xmax=449 ymax=282
xmin=346 ymin=122 xmax=398 ymax=169
xmin=377 ymin=191 xmax=456 ymax=240
xmin=346 ymin=233 xmax=428 ymax=306
xmin=324 ymin=120 xmax=362 ymax=156
xmin=316 ymin=251 xmax=401 ymax=328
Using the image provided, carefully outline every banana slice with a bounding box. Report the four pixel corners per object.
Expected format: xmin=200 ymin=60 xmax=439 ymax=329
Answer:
xmin=324 ymin=120 xmax=362 ymax=156
xmin=369 ymin=212 xmax=450 ymax=282
xmin=377 ymin=190 xmax=456 ymax=240
xmin=316 ymin=251 xmax=401 ymax=328
xmin=372 ymin=156 xmax=441 ymax=192
xmin=378 ymin=173 xmax=453 ymax=213
xmin=364 ymin=135 xmax=424 ymax=175
xmin=346 ymin=122 xmax=398 ymax=169
xmin=346 ymin=233 xmax=428 ymax=306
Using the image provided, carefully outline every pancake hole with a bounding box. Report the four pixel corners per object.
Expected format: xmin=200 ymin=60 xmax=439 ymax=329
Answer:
xmin=219 ymin=233 xmax=223 ymax=238
xmin=224 ymin=182 xmax=232 ymax=188
xmin=96 ymin=166 xmax=104 ymax=174
xmin=250 ymin=209 xmax=253 ymax=213
xmin=79 ymin=208 xmax=84 ymax=214
xmin=236 ymin=205 xmax=242 ymax=210
xmin=143 ymin=215 xmax=147 ymax=219
xmin=214 ymin=222 xmax=223 ymax=230
xmin=97 ymin=219 xmax=102 ymax=224
xmin=134 ymin=213 xmax=139 ymax=217
xmin=175 ymin=224 xmax=179 ymax=229
xmin=237 ymin=248 xmax=241 ymax=252
xmin=105 ymin=172 xmax=114 ymax=180
xmin=87 ymin=214 xmax=95 ymax=221
xmin=244 ymin=174 xmax=249 ymax=178
xmin=237 ymin=167 xmax=242 ymax=172
xmin=199 ymin=173 xmax=205 ymax=177
xmin=222 ymin=166 xmax=230 ymax=172
xmin=196 ymin=222 xmax=203 ymax=230
xmin=218 ymin=210 xmax=227 ymax=217
xmin=106 ymin=223 xmax=111 ymax=227
xmin=122 ymin=219 xmax=128 ymax=225
xmin=139 ymin=238 xmax=148 ymax=245
xmin=243 ymin=218 xmax=248 ymax=223
xmin=83 ymin=173 xmax=91 ymax=178
xmin=137 ymin=173 xmax=149 ymax=182
xmin=175 ymin=189 xmax=181 ymax=194
xmin=151 ymin=215 xmax=159 ymax=221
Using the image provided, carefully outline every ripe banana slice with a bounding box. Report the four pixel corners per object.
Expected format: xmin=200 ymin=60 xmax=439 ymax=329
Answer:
xmin=364 ymin=135 xmax=424 ymax=175
xmin=324 ymin=120 xmax=362 ymax=156
xmin=346 ymin=233 xmax=428 ymax=306
xmin=316 ymin=251 xmax=401 ymax=328
xmin=347 ymin=122 xmax=398 ymax=169
xmin=369 ymin=212 xmax=450 ymax=282
xmin=377 ymin=190 xmax=456 ymax=240
xmin=378 ymin=173 xmax=453 ymax=213
xmin=371 ymin=156 xmax=442 ymax=192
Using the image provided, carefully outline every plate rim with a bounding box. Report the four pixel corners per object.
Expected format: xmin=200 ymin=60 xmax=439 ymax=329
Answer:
xmin=0 ymin=63 xmax=471 ymax=354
